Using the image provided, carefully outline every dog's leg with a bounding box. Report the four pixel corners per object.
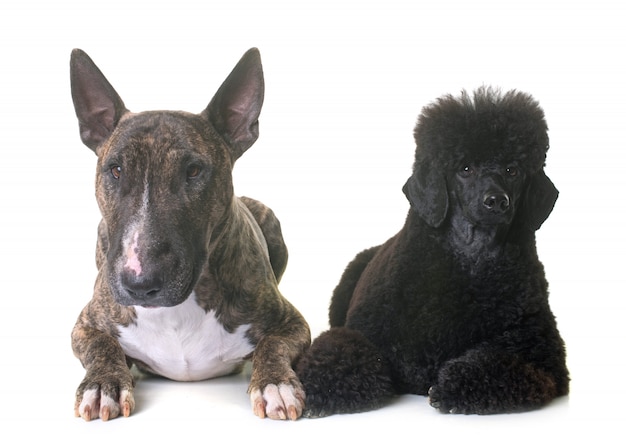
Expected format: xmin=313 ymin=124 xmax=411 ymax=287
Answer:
xmin=328 ymin=246 xmax=380 ymax=327
xmin=428 ymin=342 xmax=569 ymax=414
xmin=204 ymin=200 xmax=310 ymax=420
xmin=245 ymin=295 xmax=310 ymax=420
xmin=239 ymin=196 xmax=288 ymax=282
xmin=295 ymin=327 xmax=394 ymax=418
xmin=72 ymin=323 xmax=135 ymax=421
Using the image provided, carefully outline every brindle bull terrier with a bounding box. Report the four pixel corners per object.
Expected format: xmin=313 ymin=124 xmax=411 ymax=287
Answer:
xmin=69 ymin=48 xmax=310 ymax=421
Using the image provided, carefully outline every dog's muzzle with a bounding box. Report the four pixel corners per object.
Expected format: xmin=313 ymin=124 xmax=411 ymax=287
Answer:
xmin=109 ymin=243 xmax=196 ymax=308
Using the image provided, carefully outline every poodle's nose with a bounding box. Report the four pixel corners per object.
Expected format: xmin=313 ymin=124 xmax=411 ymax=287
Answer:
xmin=483 ymin=192 xmax=510 ymax=213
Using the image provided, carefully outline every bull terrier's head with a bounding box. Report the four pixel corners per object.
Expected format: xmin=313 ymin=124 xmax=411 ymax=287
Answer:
xmin=70 ymin=48 xmax=264 ymax=307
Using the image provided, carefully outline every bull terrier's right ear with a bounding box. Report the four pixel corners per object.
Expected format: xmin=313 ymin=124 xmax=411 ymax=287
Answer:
xmin=70 ymin=49 xmax=128 ymax=153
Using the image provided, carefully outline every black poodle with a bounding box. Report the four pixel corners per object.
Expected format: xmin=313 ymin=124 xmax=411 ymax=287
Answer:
xmin=296 ymin=87 xmax=569 ymax=416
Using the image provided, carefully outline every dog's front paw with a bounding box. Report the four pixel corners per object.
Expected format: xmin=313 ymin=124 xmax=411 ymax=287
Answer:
xmin=249 ymin=381 xmax=305 ymax=421
xmin=429 ymin=351 xmax=561 ymax=414
xmin=428 ymin=359 xmax=482 ymax=414
xmin=74 ymin=372 xmax=135 ymax=421
xmin=295 ymin=327 xmax=394 ymax=418
xmin=428 ymin=386 xmax=461 ymax=414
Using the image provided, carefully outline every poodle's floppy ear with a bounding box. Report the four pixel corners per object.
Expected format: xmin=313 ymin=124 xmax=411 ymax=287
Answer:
xmin=402 ymin=162 xmax=448 ymax=228
xmin=520 ymin=170 xmax=559 ymax=231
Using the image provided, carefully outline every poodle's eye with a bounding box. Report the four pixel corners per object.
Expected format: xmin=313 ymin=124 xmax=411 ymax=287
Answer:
xmin=458 ymin=165 xmax=474 ymax=178
xmin=506 ymin=166 xmax=519 ymax=177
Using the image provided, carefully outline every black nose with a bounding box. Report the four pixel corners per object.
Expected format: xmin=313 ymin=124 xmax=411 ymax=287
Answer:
xmin=121 ymin=271 xmax=163 ymax=303
xmin=483 ymin=192 xmax=510 ymax=213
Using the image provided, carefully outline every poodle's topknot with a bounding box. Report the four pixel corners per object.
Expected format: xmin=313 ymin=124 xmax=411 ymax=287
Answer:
xmin=413 ymin=86 xmax=550 ymax=174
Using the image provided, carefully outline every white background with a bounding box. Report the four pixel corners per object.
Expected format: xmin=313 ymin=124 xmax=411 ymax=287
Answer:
xmin=1 ymin=0 xmax=623 ymax=439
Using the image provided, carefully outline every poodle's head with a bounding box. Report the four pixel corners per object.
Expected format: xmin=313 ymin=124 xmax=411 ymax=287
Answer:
xmin=403 ymin=86 xmax=558 ymax=231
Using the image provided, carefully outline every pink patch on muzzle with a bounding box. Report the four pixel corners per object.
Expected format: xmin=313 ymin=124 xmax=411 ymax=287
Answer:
xmin=124 ymin=230 xmax=142 ymax=276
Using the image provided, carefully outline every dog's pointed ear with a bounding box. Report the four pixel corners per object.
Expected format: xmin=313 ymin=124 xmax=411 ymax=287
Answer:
xmin=70 ymin=49 xmax=128 ymax=153
xmin=402 ymin=163 xmax=448 ymax=228
xmin=203 ymin=48 xmax=264 ymax=160
xmin=520 ymin=170 xmax=559 ymax=231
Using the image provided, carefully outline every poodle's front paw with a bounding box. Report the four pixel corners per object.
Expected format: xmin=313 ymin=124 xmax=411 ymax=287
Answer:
xmin=428 ymin=386 xmax=459 ymax=414
xmin=428 ymin=359 xmax=485 ymax=414
xmin=430 ymin=351 xmax=563 ymax=414
xmin=296 ymin=327 xmax=394 ymax=418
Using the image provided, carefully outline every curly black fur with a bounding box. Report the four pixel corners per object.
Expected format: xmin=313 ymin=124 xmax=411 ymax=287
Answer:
xmin=296 ymin=87 xmax=569 ymax=417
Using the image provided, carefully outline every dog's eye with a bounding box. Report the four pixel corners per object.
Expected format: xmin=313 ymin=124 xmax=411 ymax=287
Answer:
xmin=110 ymin=165 xmax=121 ymax=180
xmin=506 ymin=166 xmax=518 ymax=177
xmin=186 ymin=164 xmax=202 ymax=180
xmin=458 ymin=166 xmax=474 ymax=178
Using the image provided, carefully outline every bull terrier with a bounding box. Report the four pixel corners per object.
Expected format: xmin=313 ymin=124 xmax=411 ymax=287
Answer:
xmin=69 ymin=48 xmax=310 ymax=421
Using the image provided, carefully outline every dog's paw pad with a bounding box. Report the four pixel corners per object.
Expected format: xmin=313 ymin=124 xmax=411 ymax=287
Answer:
xmin=249 ymin=383 xmax=304 ymax=420
xmin=428 ymin=386 xmax=440 ymax=408
xmin=428 ymin=386 xmax=451 ymax=412
xmin=428 ymin=385 xmax=461 ymax=414
xmin=76 ymin=387 xmax=135 ymax=421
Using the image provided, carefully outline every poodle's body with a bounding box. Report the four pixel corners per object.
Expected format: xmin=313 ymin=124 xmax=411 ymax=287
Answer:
xmin=296 ymin=87 xmax=569 ymax=416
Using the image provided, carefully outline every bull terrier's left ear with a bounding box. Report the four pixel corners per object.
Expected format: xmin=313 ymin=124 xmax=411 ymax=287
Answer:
xmin=70 ymin=49 xmax=128 ymax=153
xmin=203 ymin=48 xmax=264 ymax=160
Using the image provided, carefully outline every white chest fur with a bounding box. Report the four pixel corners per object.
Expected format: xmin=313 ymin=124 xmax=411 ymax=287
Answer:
xmin=117 ymin=293 xmax=255 ymax=381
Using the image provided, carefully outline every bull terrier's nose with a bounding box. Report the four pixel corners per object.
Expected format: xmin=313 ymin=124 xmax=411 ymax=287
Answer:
xmin=121 ymin=271 xmax=163 ymax=302
xmin=483 ymin=192 xmax=510 ymax=213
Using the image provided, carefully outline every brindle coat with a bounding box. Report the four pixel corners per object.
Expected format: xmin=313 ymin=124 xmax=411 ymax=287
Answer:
xmin=70 ymin=48 xmax=310 ymax=421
